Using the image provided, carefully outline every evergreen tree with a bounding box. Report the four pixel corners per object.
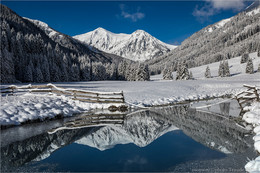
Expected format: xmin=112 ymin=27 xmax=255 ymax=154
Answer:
xmin=189 ymin=71 xmax=193 ymax=80
xmin=1 ymin=49 xmax=16 ymax=83
xmin=176 ymin=61 xmax=190 ymax=80
xmin=205 ymin=66 xmax=211 ymax=78
xmin=92 ymin=62 xmax=106 ymax=81
xmin=41 ymin=56 xmax=50 ymax=82
xmin=241 ymin=53 xmax=249 ymax=63
xmin=33 ymin=66 xmax=44 ymax=83
xmin=246 ymin=57 xmax=254 ymax=74
xmin=162 ymin=66 xmax=173 ymax=80
xmin=224 ymin=60 xmax=230 ymax=77
xmin=258 ymin=63 xmax=260 ymax=72
xmin=50 ymin=63 xmax=61 ymax=82
xmin=105 ymin=63 xmax=117 ymax=80
xmin=60 ymin=63 xmax=69 ymax=82
xmin=136 ymin=63 xmax=150 ymax=81
xmin=117 ymin=60 xmax=128 ymax=80
xmin=258 ymin=49 xmax=260 ymax=57
xmin=24 ymin=60 xmax=34 ymax=82
xmin=126 ymin=63 xmax=138 ymax=81
xmin=71 ymin=63 xmax=80 ymax=81
xmin=218 ymin=60 xmax=230 ymax=77
xmin=80 ymin=62 xmax=91 ymax=81
xmin=218 ymin=61 xmax=224 ymax=77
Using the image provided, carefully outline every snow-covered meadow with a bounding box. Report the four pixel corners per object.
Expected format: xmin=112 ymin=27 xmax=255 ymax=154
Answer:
xmin=1 ymin=52 xmax=259 ymax=127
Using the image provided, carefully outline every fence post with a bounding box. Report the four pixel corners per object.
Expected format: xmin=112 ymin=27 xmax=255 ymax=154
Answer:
xmin=97 ymin=93 xmax=99 ymax=102
xmin=254 ymin=87 xmax=259 ymax=102
xmin=121 ymin=91 xmax=125 ymax=103
xmin=73 ymin=91 xmax=76 ymax=99
xmin=11 ymin=87 xmax=14 ymax=95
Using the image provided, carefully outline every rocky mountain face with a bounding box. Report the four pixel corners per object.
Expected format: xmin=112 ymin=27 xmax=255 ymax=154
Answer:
xmin=147 ymin=2 xmax=260 ymax=74
xmin=73 ymin=27 xmax=177 ymax=62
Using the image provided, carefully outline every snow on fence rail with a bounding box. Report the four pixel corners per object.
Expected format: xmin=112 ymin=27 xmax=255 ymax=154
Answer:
xmin=235 ymin=84 xmax=260 ymax=113
xmin=0 ymin=84 xmax=125 ymax=104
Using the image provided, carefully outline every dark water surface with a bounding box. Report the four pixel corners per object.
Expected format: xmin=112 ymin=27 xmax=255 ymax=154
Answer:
xmin=1 ymin=100 xmax=257 ymax=172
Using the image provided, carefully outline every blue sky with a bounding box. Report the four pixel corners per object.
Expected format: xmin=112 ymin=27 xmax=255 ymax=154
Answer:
xmin=2 ymin=1 xmax=254 ymax=45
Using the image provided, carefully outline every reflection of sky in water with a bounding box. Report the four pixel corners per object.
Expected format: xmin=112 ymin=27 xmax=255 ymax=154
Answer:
xmin=31 ymin=130 xmax=225 ymax=172
xmin=191 ymin=99 xmax=241 ymax=117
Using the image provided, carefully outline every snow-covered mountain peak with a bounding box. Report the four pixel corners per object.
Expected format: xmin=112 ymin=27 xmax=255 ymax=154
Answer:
xmin=73 ymin=28 xmax=177 ymax=61
xmin=133 ymin=29 xmax=147 ymax=34
xmin=93 ymin=27 xmax=114 ymax=35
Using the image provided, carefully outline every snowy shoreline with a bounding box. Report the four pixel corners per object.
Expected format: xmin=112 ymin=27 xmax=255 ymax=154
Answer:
xmin=243 ymin=102 xmax=260 ymax=172
xmin=0 ymin=89 xmax=233 ymax=129
xmin=0 ymin=92 xmax=125 ymax=129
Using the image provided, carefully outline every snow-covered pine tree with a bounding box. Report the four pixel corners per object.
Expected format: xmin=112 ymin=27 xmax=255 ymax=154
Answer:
xmin=1 ymin=48 xmax=16 ymax=83
xmin=60 ymin=63 xmax=69 ymax=82
xmin=205 ymin=66 xmax=211 ymax=78
xmin=218 ymin=61 xmax=224 ymax=77
xmin=258 ymin=49 xmax=260 ymax=57
xmin=117 ymin=60 xmax=128 ymax=80
xmin=246 ymin=57 xmax=254 ymax=74
xmin=241 ymin=53 xmax=249 ymax=63
xmin=258 ymin=63 xmax=260 ymax=72
xmin=33 ymin=66 xmax=44 ymax=83
xmin=135 ymin=63 xmax=150 ymax=81
xmin=24 ymin=60 xmax=34 ymax=82
xmin=176 ymin=61 xmax=190 ymax=80
xmin=175 ymin=62 xmax=181 ymax=80
xmin=92 ymin=62 xmax=106 ymax=81
xmin=50 ymin=63 xmax=61 ymax=82
xmin=189 ymin=71 xmax=193 ymax=80
xmin=80 ymin=62 xmax=91 ymax=81
xmin=71 ymin=63 xmax=80 ymax=81
xmin=162 ymin=65 xmax=173 ymax=80
xmin=224 ymin=60 xmax=230 ymax=77
xmin=41 ymin=56 xmax=50 ymax=82
xmin=125 ymin=63 xmax=138 ymax=81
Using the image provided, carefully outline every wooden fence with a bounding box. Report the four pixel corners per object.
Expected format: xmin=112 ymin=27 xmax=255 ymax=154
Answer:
xmin=235 ymin=84 xmax=260 ymax=112
xmin=1 ymin=84 xmax=125 ymax=104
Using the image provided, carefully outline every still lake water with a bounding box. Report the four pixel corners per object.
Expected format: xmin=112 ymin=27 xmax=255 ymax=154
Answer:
xmin=1 ymin=99 xmax=257 ymax=172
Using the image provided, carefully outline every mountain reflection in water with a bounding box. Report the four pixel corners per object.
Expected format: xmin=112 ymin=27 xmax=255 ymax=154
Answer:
xmin=0 ymin=102 xmax=255 ymax=172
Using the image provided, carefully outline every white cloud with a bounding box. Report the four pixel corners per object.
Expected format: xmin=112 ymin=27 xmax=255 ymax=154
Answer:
xmin=193 ymin=4 xmax=216 ymax=18
xmin=193 ymin=0 xmax=248 ymax=21
xmin=206 ymin=0 xmax=247 ymax=10
xmin=119 ymin=4 xmax=145 ymax=22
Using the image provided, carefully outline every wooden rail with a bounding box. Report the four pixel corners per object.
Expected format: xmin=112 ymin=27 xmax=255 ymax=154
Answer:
xmin=235 ymin=84 xmax=260 ymax=113
xmin=1 ymin=84 xmax=125 ymax=104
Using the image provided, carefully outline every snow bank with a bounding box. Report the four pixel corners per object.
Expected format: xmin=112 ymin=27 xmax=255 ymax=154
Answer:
xmin=0 ymin=93 xmax=118 ymax=126
xmin=243 ymin=102 xmax=260 ymax=172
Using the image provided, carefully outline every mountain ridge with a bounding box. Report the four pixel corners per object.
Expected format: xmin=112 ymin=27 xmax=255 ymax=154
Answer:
xmin=73 ymin=27 xmax=177 ymax=62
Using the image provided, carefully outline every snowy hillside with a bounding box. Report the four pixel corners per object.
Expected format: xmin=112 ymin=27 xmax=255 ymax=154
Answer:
xmin=24 ymin=18 xmax=64 ymax=40
xmin=148 ymin=3 xmax=260 ymax=74
xmin=187 ymin=52 xmax=260 ymax=79
xmin=73 ymin=27 xmax=177 ymax=62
